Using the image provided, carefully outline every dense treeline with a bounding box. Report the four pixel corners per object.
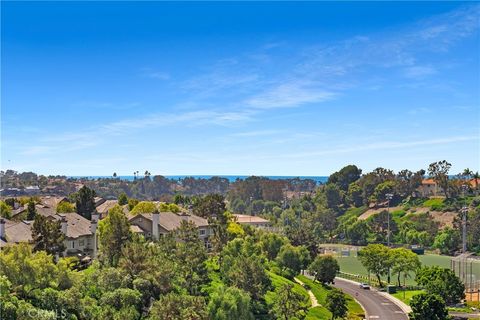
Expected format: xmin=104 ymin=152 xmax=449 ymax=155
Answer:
xmin=0 ymin=170 xmax=318 ymax=201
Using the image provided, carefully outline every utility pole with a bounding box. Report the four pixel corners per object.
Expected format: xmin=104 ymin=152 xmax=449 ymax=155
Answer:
xmin=386 ymin=193 xmax=394 ymax=285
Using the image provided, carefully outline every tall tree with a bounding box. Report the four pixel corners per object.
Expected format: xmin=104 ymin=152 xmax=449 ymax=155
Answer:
xmin=390 ymin=247 xmax=421 ymax=287
xmin=176 ymin=220 xmax=209 ymax=295
xmin=27 ymin=199 xmax=37 ymax=220
xmin=409 ymin=293 xmax=449 ymax=320
xmin=358 ymin=244 xmax=392 ymax=287
xmin=327 ymin=165 xmax=362 ymax=191
xmin=270 ymin=283 xmax=308 ymax=320
xmin=325 ymin=288 xmax=347 ymax=320
xmin=74 ymin=186 xmax=96 ymax=220
xmin=415 ymin=266 xmax=465 ymax=305
xmin=118 ymin=193 xmax=128 ymax=206
xmin=148 ymin=293 xmax=207 ymax=320
xmin=208 ymin=286 xmax=254 ymax=320
xmin=31 ymin=215 xmax=65 ymax=256
xmin=428 ymin=161 xmax=452 ymax=198
xmin=308 ymin=255 xmax=339 ymax=284
xmin=98 ymin=205 xmax=132 ymax=266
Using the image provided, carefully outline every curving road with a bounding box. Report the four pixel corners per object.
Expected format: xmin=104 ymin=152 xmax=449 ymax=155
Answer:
xmin=333 ymin=277 xmax=408 ymax=320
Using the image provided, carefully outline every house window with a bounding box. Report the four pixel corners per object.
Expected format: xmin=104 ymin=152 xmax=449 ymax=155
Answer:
xmin=79 ymin=240 xmax=85 ymax=246
xmin=87 ymin=239 xmax=91 ymax=246
xmin=199 ymin=229 xmax=206 ymax=236
xmin=71 ymin=241 xmax=75 ymax=248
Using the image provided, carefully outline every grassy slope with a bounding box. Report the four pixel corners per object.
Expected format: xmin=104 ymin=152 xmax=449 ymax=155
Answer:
xmin=297 ymin=275 xmax=364 ymax=320
xmin=265 ymin=272 xmax=330 ymax=319
xmin=391 ymin=290 xmax=424 ymax=305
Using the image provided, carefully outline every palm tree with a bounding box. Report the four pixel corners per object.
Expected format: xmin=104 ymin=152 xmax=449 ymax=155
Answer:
xmin=462 ymin=168 xmax=473 ymax=179
xmin=473 ymin=171 xmax=480 ymax=196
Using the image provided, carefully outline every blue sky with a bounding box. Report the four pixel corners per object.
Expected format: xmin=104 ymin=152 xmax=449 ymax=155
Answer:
xmin=2 ymin=2 xmax=479 ymax=176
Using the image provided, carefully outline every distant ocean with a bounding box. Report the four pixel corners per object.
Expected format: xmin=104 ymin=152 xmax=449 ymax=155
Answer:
xmin=69 ymin=175 xmax=329 ymax=184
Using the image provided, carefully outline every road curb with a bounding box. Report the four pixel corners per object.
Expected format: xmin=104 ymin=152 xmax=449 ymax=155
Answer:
xmin=334 ymin=277 xmax=369 ymax=318
xmin=377 ymin=291 xmax=412 ymax=314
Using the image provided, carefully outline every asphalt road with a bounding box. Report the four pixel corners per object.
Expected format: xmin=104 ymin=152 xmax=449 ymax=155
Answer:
xmin=333 ymin=277 xmax=408 ymax=320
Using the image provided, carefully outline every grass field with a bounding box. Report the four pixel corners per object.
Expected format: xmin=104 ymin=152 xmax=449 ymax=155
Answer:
xmin=297 ymin=275 xmax=364 ymax=320
xmin=391 ymin=290 xmax=424 ymax=305
xmin=336 ymin=253 xmax=479 ymax=286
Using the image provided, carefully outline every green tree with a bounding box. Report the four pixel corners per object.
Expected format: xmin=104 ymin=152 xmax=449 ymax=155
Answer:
xmin=390 ymin=247 xmax=421 ymax=287
xmin=415 ymin=266 xmax=465 ymax=304
xmin=270 ymin=283 xmax=308 ymax=320
xmin=433 ymin=227 xmax=461 ymax=255
xmin=127 ymin=198 xmax=139 ymax=211
xmin=74 ymin=186 xmax=96 ymax=219
xmin=371 ymin=181 xmax=396 ymax=203
xmin=98 ymin=205 xmax=132 ymax=266
xmin=358 ymin=244 xmax=392 ymax=287
xmin=56 ymin=201 xmax=75 ymax=213
xmin=118 ymin=193 xmax=128 ymax=206
xmin=347 ymin=182 xmax=363 ymax=207
xmin=208 ymin=285 xmax=254 ymax=320
xmin=0 ymin=201 xmax=12 ymax=218
xmin=428 ymin=160 xmax=452 ymax=198
xmin=27 ymin=198 xmax=37 ymax=220
xmin=130 ymin=201 xmax=157 ymax=215
xmin=148 ymin=292 xmax=207 ymax=320
xmin=308 ymin=255 xmax=339 ymax=284
xmin=409 ymin=293 xmax=449 ymax=320
xmin=260 ymin=233 xmax=289 ymax=260
xmin=31 ymin=214 xmax=66 ymax=256
xmin=327 ymin=165 xmax=362 ymax=191
xmin=193 ymin=193 xmax=226 ymax=218
xmin=323 ymin=184 xmax=344 ymax=211
xmin=325 ymin=288 xmax=348 ymax=320
xmin=176 ymin=220 xmax=209 ymax=295
xmin=276 ymin=244 xmax=306 ymax=279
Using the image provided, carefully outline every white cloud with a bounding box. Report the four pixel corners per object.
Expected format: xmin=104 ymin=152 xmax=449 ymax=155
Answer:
xmin=245 ymin=81 xmax=336 ymax=109
xmin=404 ymin=66 xmax=437 ymax=79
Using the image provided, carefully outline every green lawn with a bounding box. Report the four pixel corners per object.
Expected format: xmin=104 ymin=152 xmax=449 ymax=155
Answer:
xmin=391 ymin=290 xmax=424 ymax=305
xmin=297 ymin=275 xmax=364 ymax=320
xmin=265 ymin=271 xmax=311 ymax=308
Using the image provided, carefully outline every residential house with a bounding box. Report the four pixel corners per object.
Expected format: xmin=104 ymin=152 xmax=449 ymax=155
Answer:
xmin=233 ymin=214 xmax=271 ymax=229
xmin=417 ymin=179 xmax=444 ymax=197
xmin=0 ymin=218 xmax=33 ymax=246
xmin=129 ymin=211 xmax=211 ymax=248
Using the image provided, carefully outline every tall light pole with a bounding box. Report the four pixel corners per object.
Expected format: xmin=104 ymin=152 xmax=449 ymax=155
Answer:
xmin=461 ymin=184 xmax=469 ymax=253
xmin=386 ymin=193 xmax=394 ymax=285
xmin=386 ymin=193 xmax=394 ymax=247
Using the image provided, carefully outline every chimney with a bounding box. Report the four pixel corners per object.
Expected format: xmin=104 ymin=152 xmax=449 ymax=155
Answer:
xmin=152 ymin=211 xmax=159 ymax=240
xmin=61 ymin=216 xmax=68 ymax=235
xmin=90 ymin=220 xmax=98 ymax=258
xmin=0 ymin=218 xmax=5 ymax=239
xmin=91 ymin=211 xmax=99 ymax=223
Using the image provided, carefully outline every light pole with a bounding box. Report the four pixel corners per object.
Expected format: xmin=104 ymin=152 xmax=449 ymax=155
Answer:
xmin=386 ymin=193 xmax=394 ymax=285
xmin=461 ymin=184 xmax=469 ymax=253
xmin=386 ymin=193 xmax=393 ymax=247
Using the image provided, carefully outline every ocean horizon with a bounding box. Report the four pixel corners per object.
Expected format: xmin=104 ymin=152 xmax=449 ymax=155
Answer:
xmin=68 ymin=175 xmax=329 ymax=184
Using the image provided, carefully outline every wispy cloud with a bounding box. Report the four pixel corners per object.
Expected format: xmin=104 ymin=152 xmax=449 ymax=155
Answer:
xmin=245 ymin=81 xmax=336 ymax=109
xmin=231 ymin=130 xmax=281 ymax=137
xmin=404 ymin=66 xmax=437 ymax=79
xmin=141 ymin=68 xmax=170 ymax=80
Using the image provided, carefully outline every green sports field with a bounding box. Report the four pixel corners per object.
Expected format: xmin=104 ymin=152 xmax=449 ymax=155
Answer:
xmin=336 ymin=253 xmax=480 ymax=286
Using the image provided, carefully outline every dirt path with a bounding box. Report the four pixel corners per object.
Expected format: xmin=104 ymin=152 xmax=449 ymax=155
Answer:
xmin=294 ymin=277 xmax=319 ymax=307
